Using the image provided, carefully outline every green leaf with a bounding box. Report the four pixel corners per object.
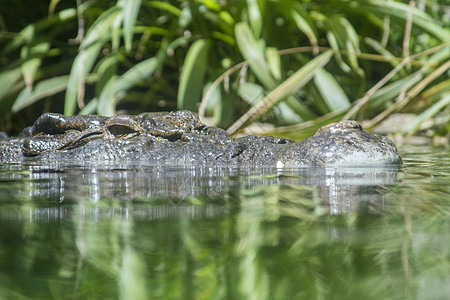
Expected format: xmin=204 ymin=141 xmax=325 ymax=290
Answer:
xmin=364 ymin=37 xmax=409 ymax=78
xmin=115 ymin=57 xmax=159 ymax=94
xmin=363 ymin=0 xmax=450 ymax=42
xmin=403 ymin=92 xmax=450 ymax=135
xmin=1 ymin=8 xmax=76 ymax=56
xmin=97 ymin=76 xmax=117 ymax=116
xmin=2 ymin=25 xmax=35 ymax=56
xmin=94 ymin=55 xmax=119 ymax=97
xmin=64 ymin=42 xmax=103 ymax=116
xmin=145 ymin=1 xmax=181 ymax=17
xmin=238 ymin=82 xmax=265 ymax=106
xmin=278 ymin=1 xmax=318 ymax=51
xmin=81 ymin=7 xmax=121 ymax=50
xmin=95 ymin=57 xmax=159 ymax=114
xmin=64 ymin=7 xmax=122 ymax=115
xmin=326 ymin=31 xmax=351 ymax=74
xmin=0 ymin=68 xmax=22 ymax=101
xmin=327 ymin=16 xmax=363 ymax=76
xmin=212 ymin=86 xmax=235 ymax=127
xmin=363 ymin=72 xmax=423 ymax=115
xmin=291 ymin=12 xmax=318 ymax=49
xmin=246 ymin=0 xmax=262 ymax=37
xmin=238 ymin=82 xmax=303 ymax=124
xmin=177 ymin=39 xmax=211 ymax=111
xmin=121 ymin=0 xmax=142 ymax=51
xmin=49 ymin=0 xmax=60 ymax=15
xmin=211 ymin=31 xmax=235 ymax=46
xmin=79 ymin=98 xmax=98 ymax=115
xmin=219 ymin=11 xmax=235 ymax=27
xmin=284 ymin=95 xmax=316 ymax=121
xmin=266 ymin=47 xmax=282 ymax=81
xmin=338 ymin=17 xmax=362 ymax=75
xmin=235 ymin=22 xmax=276 ymax=89
xmin=12 ymin=76 xmax=69 ymax=113
xmin=20 ymin=42 xmax=50 ymax=88
xmin=202 ymin=0 xmax=223 ymax=12
xmin=313 ymin=69 xmax=350 ymax=112
xmin=227 ymin=50 xmax=333 ymax=134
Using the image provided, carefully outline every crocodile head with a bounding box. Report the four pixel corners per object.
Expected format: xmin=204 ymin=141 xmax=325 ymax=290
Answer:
xmin=296 ymin=121 xmax=402 ymax=166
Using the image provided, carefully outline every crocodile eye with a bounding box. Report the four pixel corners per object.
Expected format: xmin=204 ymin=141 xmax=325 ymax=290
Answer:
xmin=105 ymin=116 xmax=143 ymax=138
xmin=107 ymin=124 xmax=139 ymax=137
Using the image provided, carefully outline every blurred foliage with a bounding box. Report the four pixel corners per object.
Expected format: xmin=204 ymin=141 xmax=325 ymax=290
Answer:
xmin=0 ymin=0 xmax=449 ymax=137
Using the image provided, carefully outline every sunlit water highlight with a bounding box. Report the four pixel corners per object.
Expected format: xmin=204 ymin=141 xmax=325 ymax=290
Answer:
xmin=0 ymin=146 xmax=448 ymax=299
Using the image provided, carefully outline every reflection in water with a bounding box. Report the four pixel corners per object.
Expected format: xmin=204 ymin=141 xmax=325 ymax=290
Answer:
xmin=1 ymin=161 xmax=400 ymax=221
xmin=0 ymin=148 xmax=449 ymax=299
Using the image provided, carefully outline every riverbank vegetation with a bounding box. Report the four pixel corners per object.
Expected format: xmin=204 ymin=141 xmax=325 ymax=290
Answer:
xmin=0 ymin=0 xmax=448 ymax=140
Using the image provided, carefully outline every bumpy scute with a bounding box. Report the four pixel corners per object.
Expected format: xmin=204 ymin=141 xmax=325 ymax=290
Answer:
xmin=0 ymin=112 xmax=402 ymax=166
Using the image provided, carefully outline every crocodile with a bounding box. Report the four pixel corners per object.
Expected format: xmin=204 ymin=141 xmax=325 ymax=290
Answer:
xmin=0 ymin=110 xmax=402 ymax=166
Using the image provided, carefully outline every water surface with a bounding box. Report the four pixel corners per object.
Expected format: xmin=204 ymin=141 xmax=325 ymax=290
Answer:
xmin=0 ymin=146 xmax=449 ymax=299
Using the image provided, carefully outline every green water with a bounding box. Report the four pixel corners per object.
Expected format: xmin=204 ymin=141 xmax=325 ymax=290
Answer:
xmin=0 ymin=147 xmax=449 ymax=300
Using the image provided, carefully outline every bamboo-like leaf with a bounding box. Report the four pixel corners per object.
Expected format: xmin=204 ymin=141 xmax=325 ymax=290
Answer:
xmin=64 ymin=42 xmax=103 ymax=116
xmin=246 ymin=0 xmax=262 ymax=37
xmin=65 ymin=7 xmax=121 ymax=115
xmin=366 ymin=59 xmax=450 ymax=128
xmin=421 ymin=79 xmax=450 ymax=101
xmin=304 ymin=83 xmax=329 ymax=114
xmin=340 ymin=17 xmax=359 ymax=49
xmin=364 ymin=37 xmax=407 ymax=75
xmin=266 ymin=110 xmax=346 ymax=141
xmin=115 ymin=56 xmax=159 ymax=94
xmin=94 ymin=55 xmax=119 ymax=98
xmin=177 ymin=39 xmax=211 ymax=111
xmin=339 ymin=17 xmax=362 ymax=76
xmin=145 ymin=1 xmax=182 ymax=16
xmin=95 ymin=57 xmax=159 ymax=114
xmin=235 ymin=22 xmax=276 ymax=89
xmin=201 ymin=0 xmax=222 ymax=11
xmin=238 ymin=82 xmax=303 ymax=124
xmin=12 ymin=76 xmax=69 ymax=113
xmin=212 ymin=86 xmax=235 ymax=127
xmin=266 ymin=47 xmax=282 ymax=81
xmin=227 ymin=50 xmax=333 ymax=135
xmin=402 ymin=92 xmax=450 ymax=135
xmin=282 ymin=2 xmax=318 ymax=52
xmin=313 ymin=69 xmax=350 ymax=111
xmin=178 ymin=7 xmax=192 ymax=28
xmin=0 ymin=68 xmax=22 ymax=100
xmin=292 ymin=15 xmax=318 ymax=51
xmin=121 ymin=0 xmax=142 ymax=52
xmin=211 ymin=31 xmax=235 ymax=45
xmin=81 ymin=7 xmax=121 ymax=50
xmin=202 ymin=81 xmax=221 ymax=115
xmin=1 ymin=8 xmax=76 ymax=56
xmin=112 ymin=10 xmax=122 ymax=51
xmin=328 ymin=16 xmax=363 ymax=76
xmin=368 ymin=71 xmax=424 ymax=111
xmin=49 ymin=0 xmax=60 ymax=15
xmin=79 ymin=98 xmax=98 ymax=115
xmin=219 ymin=11 xmax=235 ymax=27
xmin=238 ymin=82 xmax=265 ymax=105
xmin=363 ymin=0 xmax=450 ymax=41
xmin=284 ymin=95 xmax=316 ymax=121
xmin=20 ymin=42 xmax=50 ymax=89
xmin=327 ymin=31 xmax=351 ymax=73
xmin=2 ymin=25 xmax=35 ymax=56
xmin=97 ymin=76 xmax=117 ymax=116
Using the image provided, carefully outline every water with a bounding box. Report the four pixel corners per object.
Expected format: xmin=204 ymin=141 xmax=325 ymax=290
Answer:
xmin=0 ymin=146 xmax=449 ymax=300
